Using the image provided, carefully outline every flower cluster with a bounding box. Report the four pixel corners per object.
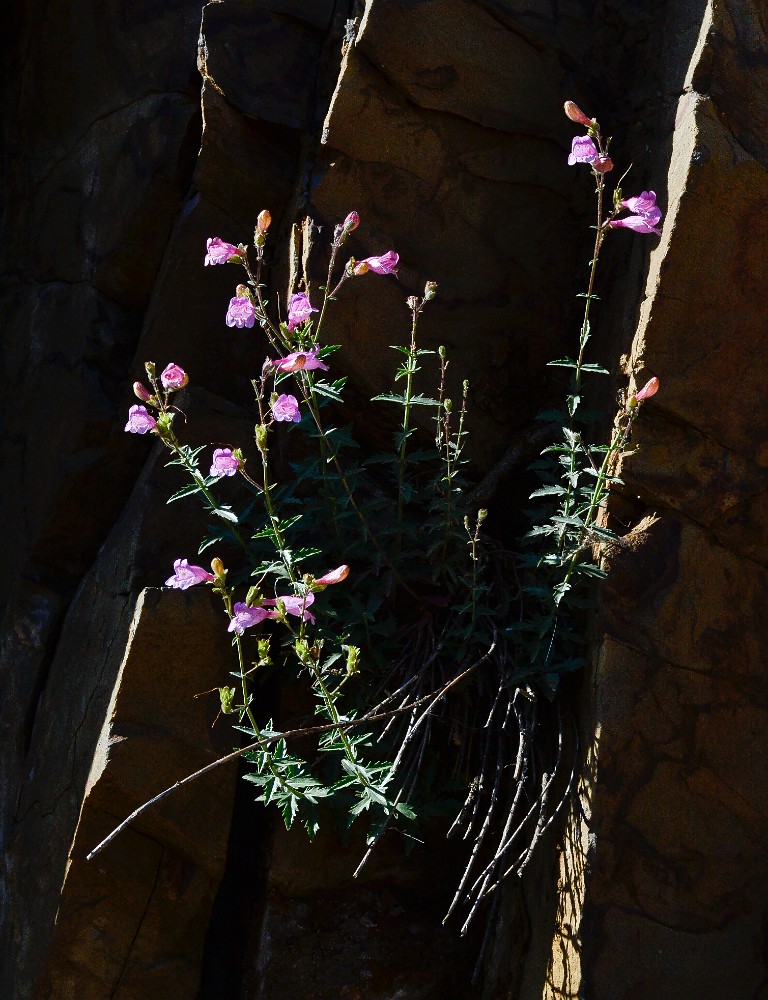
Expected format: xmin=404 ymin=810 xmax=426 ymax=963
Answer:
xmin=564 ymin=101 xmax=662 ymax=237
xmin=125 ymin=362 xmax=190 ymax=434
xmin=162 ymin=554 xmax=349 ymax=635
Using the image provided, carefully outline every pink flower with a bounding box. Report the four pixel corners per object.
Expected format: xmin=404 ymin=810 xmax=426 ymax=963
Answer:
xmin=343 ymin=211 xmax=360 ymax=232
xmin=314 ymin=565 xmax=350 ymax=587
xmin=567 ymin=135 xmax=598 ymax=165
xmin=133 ymin=381 xmax=152 ymax=401
xmin=165 ymin=558 xmax=215 ymax=589
xmin=160 ymin=363 xmax=188 ymax=389
xmin=357 ymin=251 xmax=399 ymax=276
xmin=124 ymin=405 xmax=157 ymax=434
xmin=286 ymin=293 xmax=318 ymax=332
xmin=205 ymin=237 xmax=241 ymax=266
xmin=609 ymin=191 xmax=662 ymax=235
xmin=263 ymin=592 xmax=316 ymax=623
xmin=226 ymin=288 xmax=256 ymax=328
xmin=271 ymin=349 xmax=329 ymax=373
xmin=564 ymin=101 xmax=593 ymax=127
xmin=272 ymin=394 xmax=301 ymax=423
xmin=210 ymin=448 xmax=240 ymax=477
xmin=228 ymin=602 xmax=270 ymax=634
xmin=634 ymin=376 xmax=659 ymax=401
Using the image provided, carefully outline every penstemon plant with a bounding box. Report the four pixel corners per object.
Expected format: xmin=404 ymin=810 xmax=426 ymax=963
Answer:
xmin=94 ymin=101 xmax=662 ymax=935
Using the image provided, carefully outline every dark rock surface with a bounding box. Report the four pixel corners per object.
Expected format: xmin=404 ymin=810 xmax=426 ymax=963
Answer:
xmin=2 ymin=0 xmax=766 ymax=997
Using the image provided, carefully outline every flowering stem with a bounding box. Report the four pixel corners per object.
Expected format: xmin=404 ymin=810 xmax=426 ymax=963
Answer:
xmin=242 ymin=253 xmax=286 ymax=351
xmin=314 ymin=235 xmax=345 ymax=344
xmin=397 ymin=300 xmax=422 ymax=532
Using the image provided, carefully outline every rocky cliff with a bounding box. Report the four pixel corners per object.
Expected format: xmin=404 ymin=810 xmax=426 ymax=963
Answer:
xmin=1 ymin=0 xmax=765 ymax=997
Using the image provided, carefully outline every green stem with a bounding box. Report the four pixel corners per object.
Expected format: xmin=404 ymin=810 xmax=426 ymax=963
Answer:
xmin=397 ymin=303 xmax=420 ymax=532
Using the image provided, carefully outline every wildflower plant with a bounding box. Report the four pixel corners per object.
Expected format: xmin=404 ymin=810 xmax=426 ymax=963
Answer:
xmin=101 ymin=101 xmax=662 ymax=933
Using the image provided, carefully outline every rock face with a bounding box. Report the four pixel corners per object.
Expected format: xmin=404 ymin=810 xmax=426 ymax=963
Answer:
xmin=545 ymin=2 xmax=768 ymax=996
xmin=2 ymin=0 xmax=767 ymax=997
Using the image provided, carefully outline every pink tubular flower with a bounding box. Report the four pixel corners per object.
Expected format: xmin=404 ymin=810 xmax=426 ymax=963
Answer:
xmin=286 ymin=292 xmax=318 ymax=332
xmin=165 ymin=558 xmax=215 ymax=590
xmin=272 ymin=394 xmax=301 ymax=423
xmin=564 ymin=101 xmax=593 ymax=127
xmin=357 ymin=251 xmax=399 ymax=275
xmin=133 ymin=381 xmax=152 ymax=402
xmin=634 ymin=376 xmax=660 ymax=401
xmin=609 ymin=191 xmax=663 ymax=235
xmin=314 ymin=565 xmax=350 ymax=587
xmin=263 ymin=592 xmax=316 ymax=623
xmin=210 ymin=447 xmax=240 ymax=477
xmin=226 ymin=288 xmax=256 ymax=329
xmin=124 ymin=405 xmax=157 ymax=434
xmin=160 ymin=363 xmax=188 ymax=390
xmin=205 ymin=237 xmax=241 ymax=266
xmin=228 ymin=602 xmax=270 ymax=634
xmin=272 ymin=349 xmax=329 ymax=373
xmin=567 ymin=135 xmax=598 ymax=165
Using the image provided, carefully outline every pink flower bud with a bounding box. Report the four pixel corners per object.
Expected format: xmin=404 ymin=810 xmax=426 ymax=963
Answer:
xmin=210 ymin=557 xmax=225 ymax=578
xmin=564 ymin=101 xmax=593 ymax=127
xmin=257 ymin=209 xmax=272 ymax=234
xmin=634 ymin=376 xmax=659 ymax=401
xmin=314 ymin=565 xmax=350 ymax=587
xmin=343 ymin=211 xmax=360 ymax=232
xmin=133 ymin=381 xmax=152 ymax=401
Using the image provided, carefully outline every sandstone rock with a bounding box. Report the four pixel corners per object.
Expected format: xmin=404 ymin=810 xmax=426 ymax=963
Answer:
xmin=546 ymin=1 xmax=768 ymax=992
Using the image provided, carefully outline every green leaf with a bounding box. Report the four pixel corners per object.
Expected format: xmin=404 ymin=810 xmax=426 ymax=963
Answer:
xmin=547 ymin=358 xmax=578 ymax=369
xmin=371 ymin=392 xmax=406 ymax=405
xmin=529 ymin=485 xmax=566 ymax=498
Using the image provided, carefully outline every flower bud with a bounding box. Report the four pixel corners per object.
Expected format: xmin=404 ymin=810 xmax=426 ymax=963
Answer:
xmin=255 ymin=423 xmax=269 ymax=453
xmin=257 ymin=638 xmax=272 ymax=665
xmin=424 ymin=280 xmax=438 ymax=301
xmin=444 ymin=398 xmax=452 ymax=413
xmin=256 ymin=209 xmax=271 ymax=234
xmin=245 ymin=585 xmax=262 ymax=607
xmin=133 ymin=381 xmax=152 ymax=402
xmin=477 ymin=509 xmax=488 ymax=523
xmin=564 ymin=100 xmax=593 ymax=128
xmin=343 ymin=211 xmax=360 ymax=232
xmin=438 ymin=345 xmax=446 ymax=359
xmin=634 ymin=376 xmax=660 ymax=401
xmin=210 ymin=556 xmax=226 ymax=578
xmin=345 ymin=645 xmax=360 ymax=676
xmin=219 ymin=686 xmax=237 ymax=714
xmin=144 ymin=361 xmax=156 ymax=379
